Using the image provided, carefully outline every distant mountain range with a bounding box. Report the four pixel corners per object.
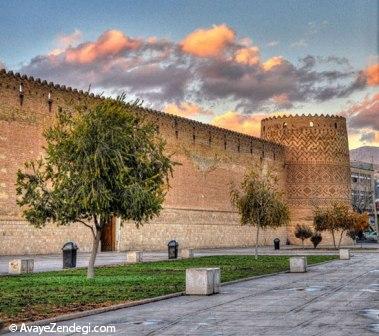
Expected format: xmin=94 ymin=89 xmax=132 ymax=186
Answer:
xmin=350 ymin=146 xmax=379 ymax=175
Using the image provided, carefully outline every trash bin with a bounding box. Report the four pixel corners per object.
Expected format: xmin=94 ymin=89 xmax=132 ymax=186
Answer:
xmin=167 ymin=240 xmax=179 ymax=259
xmin=62 ymin=241 xmax=78 ymax=268
xmin=274 ymin=238 xmax=280 ymax=250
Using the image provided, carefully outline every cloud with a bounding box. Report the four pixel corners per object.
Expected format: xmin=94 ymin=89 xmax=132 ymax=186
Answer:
xmin=349 ymin=128 xmax=379 ymax=149
xmin=343 ymin=93 xmax=379 ymax=131
xmin=211 ymin=111 xmax=268 ymax=137
xmin=272 ymin=93 xmax=292 ymax=109
xmin=348 ymin=130 xmax=374 ymax=149
xmin=164 ymin=102 xmax=213 ymax=118
xmin=20 ymin=30 xmax=190 ymax=103
xmin=180 ymin=24 xmax=235 ymax=57
xmin=359 ymin=131 xmax=376 ymax=143
xmin=98 ymin=64 xmax=191 ymax=104
xmin=19 ymin=27 xmax=371 ymax=111
xmin=198 ymin=57 xmax=297 ymax=108
xmin=364 ymin=63 xmax=379 ymax=86
xmin=49 ymin=29 xmax=83 ymax=56
xmin=316 ymin=56 xmax=351 ymax=66
xmin=341 ymin=92 xmax=379 ymax=148
xmin=58 ymin=29 xmax=82 ymax=48
xmin=262 ymin=56 xmax=285 ymax=71
xmin=233 ymin=46 xmax=260 ymax=65
xmin=65 ymin=30 xmax=141 ymax=64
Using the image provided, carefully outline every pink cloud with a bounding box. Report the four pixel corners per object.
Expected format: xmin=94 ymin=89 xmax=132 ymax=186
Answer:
xmin=211 ymin=111 xmax=268 ymax=137
xmin=164 ymin=102 xmax=213 ymax=118
xmin=58 ymin=29 xmax=82 ymax=48
xmin=65 ymin=30 xmax=141 ymax=64
xmin=20 ymin=27 xmax=370 ymax=111
xmin=49 ymin=30 xmax=83 ymax=56
xmin=343 ymin=93 xmax=379 ymax=131
xmin=364 ymin=63 xmax=379 ymax=86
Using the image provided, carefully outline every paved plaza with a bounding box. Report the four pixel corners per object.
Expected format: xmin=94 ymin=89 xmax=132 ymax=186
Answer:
xmin=5 ymin=252 xmax=379 ymax=335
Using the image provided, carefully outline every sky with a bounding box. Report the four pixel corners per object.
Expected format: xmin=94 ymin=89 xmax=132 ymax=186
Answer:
xmin=0 ymin=0 xmax=378 ymax=149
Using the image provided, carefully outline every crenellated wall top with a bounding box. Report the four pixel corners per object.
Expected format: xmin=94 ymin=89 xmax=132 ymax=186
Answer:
xmin=0 ymin=69 xmax=285 ymax=149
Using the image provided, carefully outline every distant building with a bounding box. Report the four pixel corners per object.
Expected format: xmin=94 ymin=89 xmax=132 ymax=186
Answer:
xmin=350 ymin=146 xmax=379 ymax=179
xmin=350 ymin=161 xmax=377 ymax=232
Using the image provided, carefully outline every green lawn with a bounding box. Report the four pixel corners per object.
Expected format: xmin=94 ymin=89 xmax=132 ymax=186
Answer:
xmin=0 ymin=255 xmax=336 ymax=325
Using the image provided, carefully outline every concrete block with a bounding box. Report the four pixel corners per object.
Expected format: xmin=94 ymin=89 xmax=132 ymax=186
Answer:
xmin=212 ymin=268 xmax=221 ymax=294
xmin=9 ymin=259 xmax=34 ymax=274
xmin=186 ymin=268 xmax=221 ymax=295
xmin=290 ymin=257 xmax=307 ymax=273
xmin=127 ymin=251 xmax=142 ymax=263
xmin=339 ymin=249 xmax=350 ymax=260
xmin=180 ymin=248 xmax=194 ymax=259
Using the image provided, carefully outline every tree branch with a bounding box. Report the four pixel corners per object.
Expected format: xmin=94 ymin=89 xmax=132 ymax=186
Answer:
xmin=94 ymin=215 xmax=101 ymax=230
xmin=77 ymin=220 xmax=95 ymax=238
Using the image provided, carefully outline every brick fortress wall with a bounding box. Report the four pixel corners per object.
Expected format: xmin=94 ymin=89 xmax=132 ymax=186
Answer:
xmin=0 ymin=70 xmax=287 ymax=255
xmin=261 ymin=115 xmax=352 ymax=245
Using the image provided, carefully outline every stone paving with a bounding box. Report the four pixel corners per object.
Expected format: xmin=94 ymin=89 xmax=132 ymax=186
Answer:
xmin=0 ymin=245 xmax=377 ymax=275
xmin=5 ymin=252 xmax=379 ymax=335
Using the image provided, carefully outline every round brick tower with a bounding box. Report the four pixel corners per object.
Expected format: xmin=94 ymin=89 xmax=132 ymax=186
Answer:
xmin=261 ymin=114 xmax=351 ymax=244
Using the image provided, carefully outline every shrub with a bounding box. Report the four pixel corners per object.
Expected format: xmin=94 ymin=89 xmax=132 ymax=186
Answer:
xmin=310 ymin=232 xmax=322 ymax=249
xmin=294 ymin=224 xmax=313 ymax=247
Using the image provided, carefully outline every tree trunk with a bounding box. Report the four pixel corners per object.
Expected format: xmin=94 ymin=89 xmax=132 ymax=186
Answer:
xmin=337 ymin=230 xmax=344 ymax=249
xmin=302 ymin=239 xmax=304 ymax=249
xmin=87 ymin=227 xmax=101 ymax=279
xmin=331 ymin=230 xmax=336 ymax=249
xmin=255 ymin=224 xmax=260 ymax=260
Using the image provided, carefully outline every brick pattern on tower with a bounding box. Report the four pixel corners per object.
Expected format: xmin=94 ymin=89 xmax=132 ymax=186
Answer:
xmin=261 ymin=115 xmax=352 ymax=244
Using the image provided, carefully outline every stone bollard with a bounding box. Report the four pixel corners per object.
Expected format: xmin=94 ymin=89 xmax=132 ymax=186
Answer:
xmin=212 ymin=268 xmax=221 ymax=294
xmin=339 ymin=249 xmax=350 ymax=260
xmin=9 ymin=259 xmax=34 ymax=274
xmin=127 ymin=251 xmax=142 ymax=263
xmin=289 ymin=257 xmax=307 ymax=273
xmin=186 ymin=268 xmax=221 ymax=295
xmin=180 ymin=248 xmax=194 ymax=259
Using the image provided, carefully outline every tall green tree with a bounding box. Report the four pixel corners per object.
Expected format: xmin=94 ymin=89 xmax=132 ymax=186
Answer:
xmin=230 ymin=168 xmax=290 ymax=259
xmin=16 ymin=97 xmax=175 ymax=278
